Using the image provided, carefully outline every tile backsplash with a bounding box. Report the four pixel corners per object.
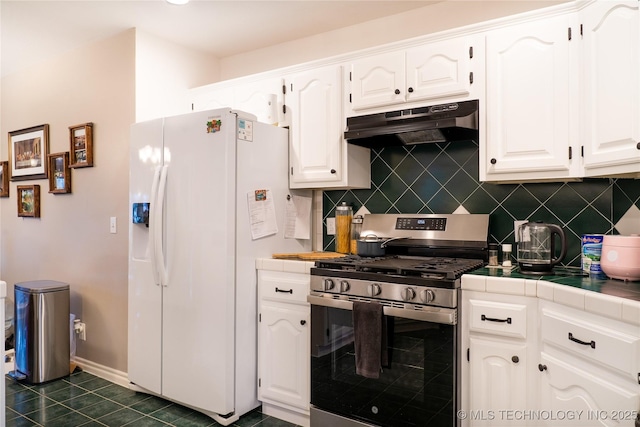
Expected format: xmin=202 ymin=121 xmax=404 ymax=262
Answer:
xmin=323 ymin=140 xmax=640 ymax=267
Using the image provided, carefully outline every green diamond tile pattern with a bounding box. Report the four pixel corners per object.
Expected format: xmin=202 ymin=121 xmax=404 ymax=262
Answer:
xmin=5 ymin=371 xmax=301 ymax=427
xmin=324 ymin=143 xmax=634 ymax=267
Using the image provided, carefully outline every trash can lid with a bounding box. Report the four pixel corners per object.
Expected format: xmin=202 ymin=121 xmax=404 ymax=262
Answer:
xmin=15 ymin=280 xmax=70 ymax=293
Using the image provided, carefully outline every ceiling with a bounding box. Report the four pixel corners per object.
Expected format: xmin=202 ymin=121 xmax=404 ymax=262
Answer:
xmin=0 ymin=0 xmax=437 ymax=77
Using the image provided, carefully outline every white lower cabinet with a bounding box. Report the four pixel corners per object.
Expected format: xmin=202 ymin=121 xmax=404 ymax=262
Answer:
xmin=462 ymin=290 xmax=539 ymax=426
xmin=462 ymin=282 xmax=640 ymax=427
xmin=538 ymin=300 xmax=640 ymax=427
xmin=257 ymin=269 xmax=310 ymax=427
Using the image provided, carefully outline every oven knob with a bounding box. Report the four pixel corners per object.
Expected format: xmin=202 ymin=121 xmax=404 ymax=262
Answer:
xmin=367 ymin=283 xmax=381 ymax=297
xmin=421 ymin=289 xmax=436 ymax=303
xmin=401 ymin=287 xmax=416 ymax=301
xmin=323 ymin=279 xmax=335 ymax=291
xmin=339 ymin=281 xmax=350 ymax=293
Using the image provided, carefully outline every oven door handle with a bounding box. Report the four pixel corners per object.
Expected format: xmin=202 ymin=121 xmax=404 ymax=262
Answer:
xmin=307 ymin=294 xmax=456 ymax=325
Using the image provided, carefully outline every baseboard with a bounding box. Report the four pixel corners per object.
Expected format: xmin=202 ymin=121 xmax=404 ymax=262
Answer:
xmin=73 ymin=357 xmax=129 ymax=388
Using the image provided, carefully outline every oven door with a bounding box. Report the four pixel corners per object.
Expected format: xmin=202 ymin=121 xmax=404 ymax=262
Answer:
xmin=309 ymin=295 xmax=459 ymax=427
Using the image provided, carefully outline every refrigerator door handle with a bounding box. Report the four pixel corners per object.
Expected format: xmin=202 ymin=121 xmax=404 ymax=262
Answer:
xmin=149 ymin=166 xmax=162 ymax=286
xmin=155 ymin=165 xmax=169 ymax=287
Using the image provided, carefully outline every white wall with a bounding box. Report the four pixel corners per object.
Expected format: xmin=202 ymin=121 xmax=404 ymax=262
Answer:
xmin=219 ymin=0 xmax=570 ymax=80
xmin=0 ymin=30 xmax=136 ymax=371
xmin=135 ymin=30 xmax=220 ymax=121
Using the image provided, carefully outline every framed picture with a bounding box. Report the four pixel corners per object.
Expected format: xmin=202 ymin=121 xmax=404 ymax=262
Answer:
xmin=8 ymin=124 xmax=49 ymax=181
xmin=17 ymin=185 xmax=40 ymax=218
xmin=0 ymin=161 xmax=9 ymax=197
xmin=69 ymin=122 xmax=93 ymax=168
xmin=48 ymin=152 xmax=72 ymax=194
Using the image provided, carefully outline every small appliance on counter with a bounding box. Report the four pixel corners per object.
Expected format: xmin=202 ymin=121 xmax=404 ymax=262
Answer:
xmin=601 ymin=234 xmax=640 ymax=281
xmin=516 ymin=221 xmax=567 ymax=274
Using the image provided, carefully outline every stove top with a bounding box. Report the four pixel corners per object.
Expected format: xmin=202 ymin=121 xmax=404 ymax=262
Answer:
xmin=309 ymin=214 xmax=489 ymax=306
xmin=315 ymin=255 xmax=485 ymax=281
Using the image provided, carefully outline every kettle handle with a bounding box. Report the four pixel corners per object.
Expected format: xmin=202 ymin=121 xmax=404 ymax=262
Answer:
xmin=548 ymin=224 xmax=567 ymax=267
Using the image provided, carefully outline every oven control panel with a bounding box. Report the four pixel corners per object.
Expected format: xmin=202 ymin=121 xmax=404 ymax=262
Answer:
xmin=396 ymin=217 xmax=446 ymax=231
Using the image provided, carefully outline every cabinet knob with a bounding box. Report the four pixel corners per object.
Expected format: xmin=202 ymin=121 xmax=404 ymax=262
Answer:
xmin=538 ymin=364 xmax=547 ymax=372
xmin=300 ymin=320 xmax=306 ymax=326
xmin=511 ymin=356 xmax=519 ymax=363
xmin=636 ymin=142 xmax=640 ymax=150
xmin=490 ymin=158 xmax=497 ymax=165
xmin=330 ymin=169 xmax=336 ymax=174
xmin=394 ymin=89 xmax=401 ymax=95
xmin=407 ymin=87 xmax=414 ymax=93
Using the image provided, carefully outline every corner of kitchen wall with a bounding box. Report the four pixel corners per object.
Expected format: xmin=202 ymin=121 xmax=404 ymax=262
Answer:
xmin=134 ymin=28 xmax=221 ymax=121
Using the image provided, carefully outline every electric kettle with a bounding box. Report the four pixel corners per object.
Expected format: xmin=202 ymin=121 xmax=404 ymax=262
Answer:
xmin=517 ymin=221 xmax=567 ymax=274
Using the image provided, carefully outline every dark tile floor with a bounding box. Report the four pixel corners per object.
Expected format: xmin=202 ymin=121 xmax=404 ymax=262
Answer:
xmin=5 ymin=371 xmax=298 ymax=427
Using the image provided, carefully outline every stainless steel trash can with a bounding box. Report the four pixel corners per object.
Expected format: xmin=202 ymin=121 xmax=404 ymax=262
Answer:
xmin=14 ymin=280 xmax=70 ymax=384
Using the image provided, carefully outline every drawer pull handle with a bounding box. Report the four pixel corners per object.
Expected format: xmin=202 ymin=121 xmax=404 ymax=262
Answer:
xmin=275 ymin=287 xmax=293 ymax=294
xmin=568 ymin=332 xmax=595 ymax=349
xmin=481 ymin=314 xmax=512 ymax=324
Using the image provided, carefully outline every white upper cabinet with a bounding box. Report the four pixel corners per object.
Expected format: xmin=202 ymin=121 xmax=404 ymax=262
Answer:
xmin=189 ymin=77 xmax=285 ymax=125
xmin=288 ymin=65 xmax=371 ymax=190
xmin=190 ymin=85 xmax=235 ymax=112
xmin=483 ymin=14 xmax=581 ymax=182
xmin=234 ymin=78 xmax=285 ymax=125
xmin=349 ymin=35 xmax=484 ymax=114
xmin=350 ymin=51 xmax=405 ymax=111
xmin=580 ymin=0 xmax=640 ymax=178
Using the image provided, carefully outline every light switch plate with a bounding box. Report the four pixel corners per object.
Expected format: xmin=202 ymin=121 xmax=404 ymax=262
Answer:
xmin=326 ymin=217 xmax=336 ymax=235
xmin=514 ymin=220 xmax=527 ymax=242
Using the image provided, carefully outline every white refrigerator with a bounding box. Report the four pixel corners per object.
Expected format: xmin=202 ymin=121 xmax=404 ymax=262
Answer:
xmin=128 ymin=108 xmax=311 ymax=425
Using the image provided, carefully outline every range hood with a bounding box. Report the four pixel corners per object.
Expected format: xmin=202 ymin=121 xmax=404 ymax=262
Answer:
xmin=344 ymin=99 xmax=479 ymax=148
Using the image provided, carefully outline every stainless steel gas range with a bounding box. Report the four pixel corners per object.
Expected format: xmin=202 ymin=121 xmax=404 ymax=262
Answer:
xmin=308 ymin=213 xmax=490 ymax=427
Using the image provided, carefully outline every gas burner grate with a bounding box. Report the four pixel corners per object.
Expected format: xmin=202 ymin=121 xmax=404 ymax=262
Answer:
xmin=315 ymin=255 xmax=485 ymax=280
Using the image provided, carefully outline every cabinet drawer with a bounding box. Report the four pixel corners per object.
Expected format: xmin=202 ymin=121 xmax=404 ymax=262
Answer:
xmin=541 ymin=308 xmax=640 ymax=380
xmin=469 ymin=299 xmax=528 ymax=339
xmin=259 ymin=270 xmax=309 ymax=304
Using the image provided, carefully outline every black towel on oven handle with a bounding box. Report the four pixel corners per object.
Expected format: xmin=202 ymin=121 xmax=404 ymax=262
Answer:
xmin=353 ymin=301 xmax=387 ymax=378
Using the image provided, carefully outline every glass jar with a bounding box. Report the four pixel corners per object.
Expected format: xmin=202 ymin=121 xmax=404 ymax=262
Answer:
xmin=502 ymin=243 xmax=513 ymax=267
xmin=350 ymin=215 xmax=363 ymax=254
xmin=335 ymin=202 xmax=352 ymax=254
xmin=488 ymin=243 xmax=499 ymax=266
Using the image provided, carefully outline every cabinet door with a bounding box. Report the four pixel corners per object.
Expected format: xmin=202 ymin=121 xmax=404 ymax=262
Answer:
xmin=289 ymin=65 xmax=344 ymax=187
xmin=539 ymin=352 xmax=640 ymax=427
xmin=190 ymin=85 xmax=235 ymax=112
xmin=406 ymin=37 xmax=475 ymax=103
xmin=484 ymin=15 xmax=579 ymax=182
xmin=234 ymin=77 xmax=285 ymax=125
xmin=469 ymin=336 xmax=528 ymax=426
xmin=350 ymin=51 xmax=406 ymax=111
xmin=581 ymin=1 xmax=640 ymax=177
xmin=258 ymin=303 xmax=310 ymax=411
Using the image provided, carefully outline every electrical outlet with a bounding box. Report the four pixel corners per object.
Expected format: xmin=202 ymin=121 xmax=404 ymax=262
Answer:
xmin=75 ymin=321 xmax=87 ymax=341
xmin=326 ymin=217 xmax=336 ymax=235
xmin=110 ymin=217 xmax=117 ymax=234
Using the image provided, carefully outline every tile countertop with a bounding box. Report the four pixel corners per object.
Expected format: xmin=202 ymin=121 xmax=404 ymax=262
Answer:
xmin=463 ymin=266 xmax=640 ymax=326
